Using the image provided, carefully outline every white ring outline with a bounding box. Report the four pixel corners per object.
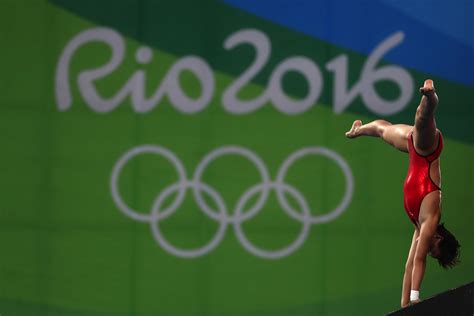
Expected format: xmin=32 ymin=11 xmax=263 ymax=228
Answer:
xmin=150 ymin=181 xmax=228 ymax=258
xmin=192 ymin=145 xmax=271 ymax=223
xmin=233 ymin=183 xmax=312 ymax=259
xmin=110 ymin=145 xmax=187 ymax=222
xmin=275 ymin=147 xmax=354 ymax=224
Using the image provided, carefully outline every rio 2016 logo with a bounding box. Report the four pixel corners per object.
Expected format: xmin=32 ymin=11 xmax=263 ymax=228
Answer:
xmin=53 ymin=27 xmax=410 ymax=258
xmin=55 ymin=27 xmax=414 ymax=116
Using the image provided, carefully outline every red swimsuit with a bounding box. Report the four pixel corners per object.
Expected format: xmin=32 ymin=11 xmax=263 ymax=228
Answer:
xmin=403 ymin=132 xmax=443 ymax=225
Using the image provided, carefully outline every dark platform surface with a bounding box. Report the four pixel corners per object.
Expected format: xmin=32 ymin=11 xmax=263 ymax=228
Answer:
xmin=387 ymin=281 xmax=473 ymax=316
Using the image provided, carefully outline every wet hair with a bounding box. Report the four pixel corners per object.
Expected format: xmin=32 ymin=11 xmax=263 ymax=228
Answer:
xmin=436 ymin=223 xmax=461 ymax=269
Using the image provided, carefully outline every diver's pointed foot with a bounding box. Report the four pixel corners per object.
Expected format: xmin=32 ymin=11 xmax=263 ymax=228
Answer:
xmin=345 ymin=120 xmax=363 ymax=138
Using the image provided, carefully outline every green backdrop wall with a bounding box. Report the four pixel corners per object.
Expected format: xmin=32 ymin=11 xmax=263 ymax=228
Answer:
xmin=1 ymin=1 xmax=473 ymax=315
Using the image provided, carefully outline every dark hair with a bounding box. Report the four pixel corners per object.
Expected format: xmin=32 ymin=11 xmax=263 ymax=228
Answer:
xmin=436 ymin=223 xmax=460 ymax=269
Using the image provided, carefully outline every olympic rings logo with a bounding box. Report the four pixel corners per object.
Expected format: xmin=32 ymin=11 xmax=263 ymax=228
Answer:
xmin=110 ymin=145 xmax=354 ymax=259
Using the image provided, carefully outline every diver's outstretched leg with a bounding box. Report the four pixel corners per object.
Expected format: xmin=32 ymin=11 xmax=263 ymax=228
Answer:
xmin=346 ymin=119 xmax=412 ymax=152
xmin=413 ymin=79 xmax=439 ymax=155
